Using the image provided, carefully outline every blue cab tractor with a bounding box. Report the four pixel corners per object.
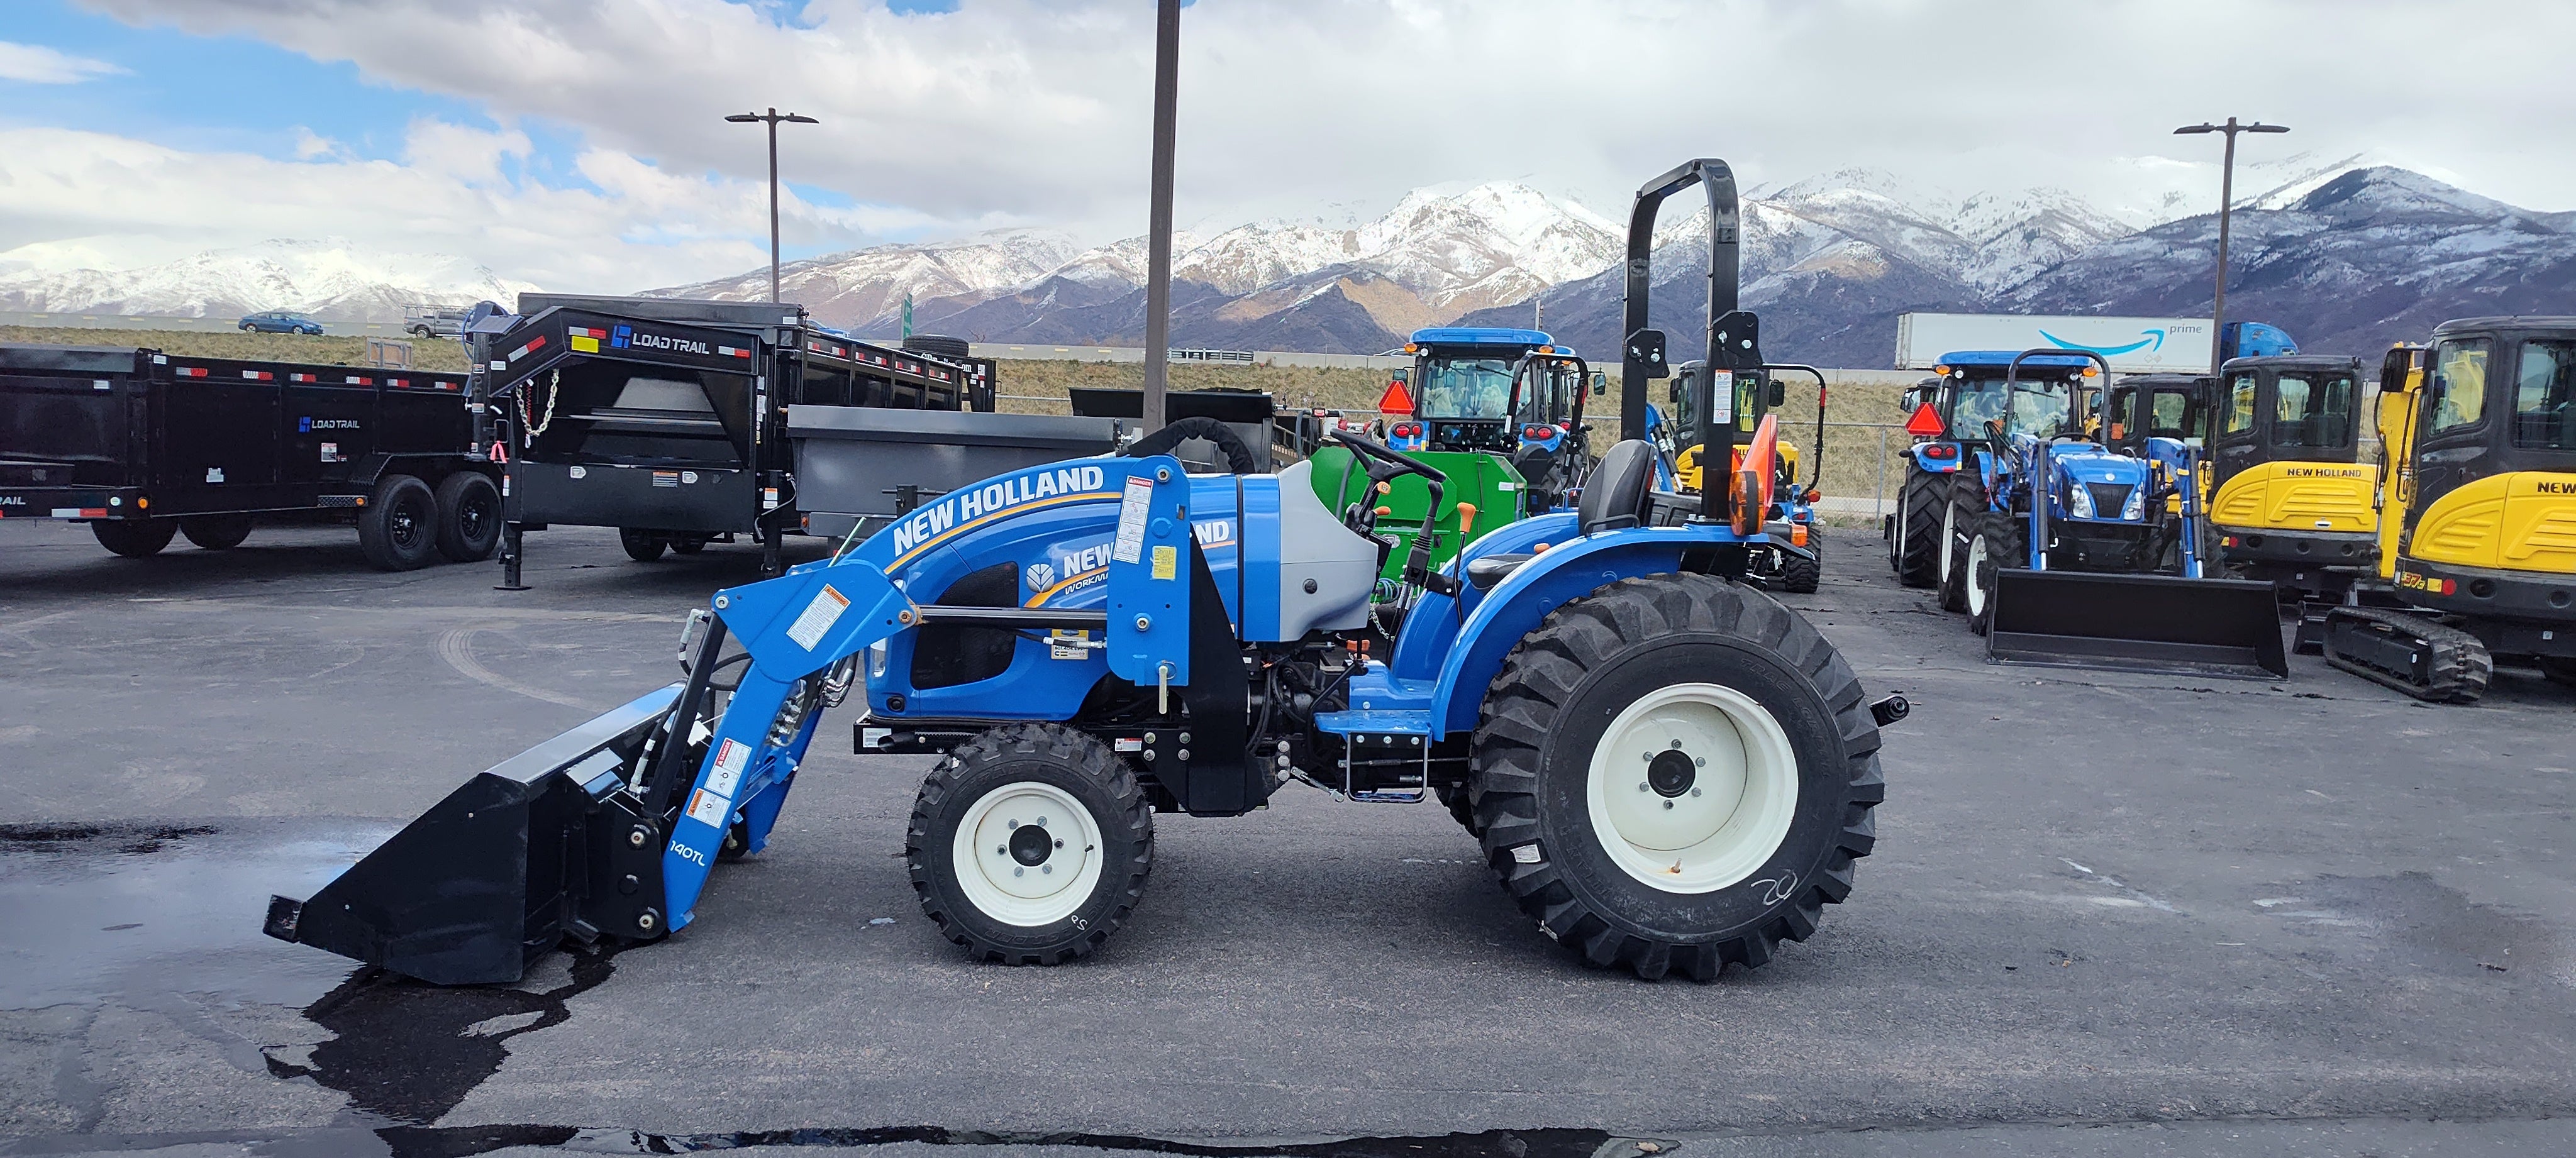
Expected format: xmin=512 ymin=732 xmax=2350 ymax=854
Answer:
xmin=1936 ymin=350 xmax=2285 ymax=678
xmin=262 ymin=158 xmax=1906 ymax=985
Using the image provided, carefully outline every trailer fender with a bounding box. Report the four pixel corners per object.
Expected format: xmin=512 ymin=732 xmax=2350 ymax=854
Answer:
xmin=1428 ymin=527 xmax=1737 ymax=738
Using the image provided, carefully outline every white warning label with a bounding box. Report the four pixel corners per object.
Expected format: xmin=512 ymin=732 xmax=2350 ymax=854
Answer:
xmin=706 ymin=738 xmax=750 ymax=796
xmin=1112 ymin=476 xmax=1152 ymax=563
xmin=785 ymin=584 xmax=851 ymax=651
xmin=685 ymin=788 xmax=730 ymax=829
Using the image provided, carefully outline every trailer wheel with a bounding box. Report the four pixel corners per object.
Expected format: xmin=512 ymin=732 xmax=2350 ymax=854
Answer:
xmin=1964 ymin=514 xmax=2023 ymax=637
xmin=1779 ymin=529 xmax=1822 ymax=594
xmin=1470 ymin=575 xmax=1884 ymax=981
xmin=357 ymin=475 xmax=438 ymax=570
xmin=430 ymin=473 xmax=502 ymax=562
xmin=92 ymin=519 xmax=177 ymax=558
xmin=671 ymin=538 xmax=708 ymax=555
xmin=1891 ymin=471 xmax=1943 ymax=588
xmin=619 ymin=529 xmax=667 ymax=563
xmin=908 ymin=722 xmax=1153 ymax=965
xmin=1935 ymin=475 xmax=1979 ymax=613
xmin=180 ymin=514 xmax=253 ymax=551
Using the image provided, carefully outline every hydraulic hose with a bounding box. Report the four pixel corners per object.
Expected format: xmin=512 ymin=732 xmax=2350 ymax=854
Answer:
xmin=1124 ymin=416 xmax=1260 ymax=475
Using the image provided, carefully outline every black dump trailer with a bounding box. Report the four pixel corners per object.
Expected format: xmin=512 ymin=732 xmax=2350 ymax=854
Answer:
xmin=487 ymin=295 xmax=1117 ymax=575
xmin=0 ymin=343 xmax=498 ymax=568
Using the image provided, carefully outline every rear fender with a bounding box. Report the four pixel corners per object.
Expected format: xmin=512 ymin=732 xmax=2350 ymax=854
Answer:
xmin=1908 ymin=442 xmax=1965 ymax=473
xmin=1427 ymin=526 xmax=1744 ymax=738
xmin=1389 ymin=510 xmax=1578 ymax=683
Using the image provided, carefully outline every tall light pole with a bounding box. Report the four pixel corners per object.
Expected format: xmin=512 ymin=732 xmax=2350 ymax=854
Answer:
xmin=2174 ymin=118 xmax=2288 ymax=373
xmin=1140 ymin=0 xmax=1180 ymax=432
xmin=726 ymin=108 xmax=820 ymax=304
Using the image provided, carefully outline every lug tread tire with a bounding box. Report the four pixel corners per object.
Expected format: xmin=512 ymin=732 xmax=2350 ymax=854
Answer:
xmin=906 ymin=722 xmax=1153 ymax=966
xmin=357 ymin=475 xmax=438 ymax=570
xmin=1893 ymin=471 xmax=1944 ymax=587
xmin=1779 ymin=528 xmax=1822 ymax=594
xmin=180 ymin=514 xmax=253 ymax=551
xmin=1468 ymin=574 xmax=1885 ymax=981
xmin=431 ymin=472 xmax=502 ymax=563
xmin=1967 ymin=514 xmax=2024 ymax=638
xmin=92 ymin=519 xmax=177 ymax=558
xmin=1936 ymin=474 xmax=1984 ymax=614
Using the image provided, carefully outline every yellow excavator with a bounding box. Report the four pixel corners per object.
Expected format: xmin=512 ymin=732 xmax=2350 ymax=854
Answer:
xmin=2322 ymin=318 xmax=2576 ymax=701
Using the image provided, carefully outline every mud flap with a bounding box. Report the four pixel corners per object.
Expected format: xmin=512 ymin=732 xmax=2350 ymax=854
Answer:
xmin=1986 ymin=571 xmax=2287 ymax=680
xmin=263 ymin=685 xmax=682 ymax=984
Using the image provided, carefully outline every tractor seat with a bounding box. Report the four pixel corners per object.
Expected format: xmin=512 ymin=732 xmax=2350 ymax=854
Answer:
xmin=1579 ymin=439 xmax=1658 ymax=534
xmin=1465 ymin=553 xmax=1535 ymax=590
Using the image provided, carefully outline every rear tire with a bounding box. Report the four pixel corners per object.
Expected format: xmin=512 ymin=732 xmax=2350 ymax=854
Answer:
xmin=1892 ymin=471 xmax=1943 ymax=587
xmin=1470 ymin=575 xmax=1885 ymax=981
xmin=908 ymin=722 xmax=1153 ymax=965
xmin=357 ymin=475 xmax=438 ymax=570
xmin=432 ymin=472 xmax=502 ymax=562
xmin=92 ymin=519 xmax=176 ymax=558
xmin=1779 ymin=528 xmax=1822 ymax=594
xmin=619 ymin=528 xmax=667 ymax=563
xmin=180 ymin=514 xmax=253 ymax=551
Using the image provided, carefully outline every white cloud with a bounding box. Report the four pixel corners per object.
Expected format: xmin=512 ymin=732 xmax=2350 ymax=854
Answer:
xmin=0 ymin=40 xmax=125 ymax=84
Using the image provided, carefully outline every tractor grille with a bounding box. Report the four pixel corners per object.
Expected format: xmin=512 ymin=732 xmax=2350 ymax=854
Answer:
xmin=2085 ymin=482 xmax=2135 ymax=519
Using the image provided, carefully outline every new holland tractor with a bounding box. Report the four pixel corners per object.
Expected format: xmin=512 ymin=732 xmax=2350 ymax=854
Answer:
xmin=261 ymin=158 xmax=1904 ymax=985
xmin=1941 ymin=350 xmax=2285 ymax=678
xmin=2322 ymin=317 xmax=2576 ymax=702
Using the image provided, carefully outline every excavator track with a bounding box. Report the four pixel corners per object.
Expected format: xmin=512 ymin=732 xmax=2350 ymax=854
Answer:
xmin=2321 ymin=605 xmax=2492 ymax=703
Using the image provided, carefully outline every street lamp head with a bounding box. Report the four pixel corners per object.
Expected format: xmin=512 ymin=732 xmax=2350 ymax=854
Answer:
xmin=2248 ymin=123 xmax=2290 ymax=133
xmin=2174 ymin=123 xmax=2218 ymax=135
xmin=783 ymin=114 xmax=820 ymax=125
xmin=724 ymin=113 xmax=761 ymax=123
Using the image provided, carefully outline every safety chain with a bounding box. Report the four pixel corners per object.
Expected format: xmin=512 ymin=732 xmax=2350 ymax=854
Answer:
xmin=518 ymin=369 xmax=561 ymax=446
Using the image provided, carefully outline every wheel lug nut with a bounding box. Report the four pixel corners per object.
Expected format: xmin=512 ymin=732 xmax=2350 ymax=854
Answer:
xmin=1041 ymin=865 xmax=1052 ymax=874
xmin=1637 ymin=782 xmax=1648 ymax=792
xmin=997 ymin=846 xmax=1008 ymax=855
xmin=1036 ymin=817 xmax=1048 ymax=827
xmin=1662 ymin=800 xmax=1674 ymax=810
xmin=1694 ymin=758 xmax=1706 ymax=768
xmin=1007 ymin=819 xmax=1018 ymax=828
xmin=1055 ymin=839 xmax=1065 ymax=848
xmin=1690 ymin=786 xmax=1702 ymax=797
xmin=1668 ymin=739 xmax=1682 ymax=748
xmin=1014 ymin=867 xmax=1024 ymax=877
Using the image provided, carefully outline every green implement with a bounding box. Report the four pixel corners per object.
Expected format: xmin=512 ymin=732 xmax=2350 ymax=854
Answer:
xmin=1309 ymin=444 xmax=1523 ymax=584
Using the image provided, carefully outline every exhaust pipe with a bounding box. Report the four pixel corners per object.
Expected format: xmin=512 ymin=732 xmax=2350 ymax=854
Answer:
xmin=263 ymin=686 xmax=683 ymax=985
xmin=1987 ymin=570 xmax=2287 ymax=680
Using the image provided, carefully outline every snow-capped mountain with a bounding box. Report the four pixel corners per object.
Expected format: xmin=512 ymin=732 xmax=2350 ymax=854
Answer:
xmin=0 ymin=239 xmax=534 ymax=321
xmin=642 ymin=229 xmax=1085 ymax=328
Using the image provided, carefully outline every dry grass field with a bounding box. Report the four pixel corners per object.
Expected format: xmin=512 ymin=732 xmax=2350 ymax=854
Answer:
xmin=0 ymin=325 xmax=474 ymax=372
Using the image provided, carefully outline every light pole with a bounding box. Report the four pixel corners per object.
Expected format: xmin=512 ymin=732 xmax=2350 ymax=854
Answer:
xmin=2174 ymin=118 xmax=2288 ymax=373
xmin=726 ymin=108 xmax=821 ymax=304
xmin=1140 ymin=0 xmax=1180 ymax=432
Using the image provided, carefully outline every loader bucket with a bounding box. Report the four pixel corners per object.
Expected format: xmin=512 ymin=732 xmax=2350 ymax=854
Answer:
xmin=262 ymin=685 xmax=681 ymax=984
xmin=1986 ymin=571 xmax=2287 ymax=680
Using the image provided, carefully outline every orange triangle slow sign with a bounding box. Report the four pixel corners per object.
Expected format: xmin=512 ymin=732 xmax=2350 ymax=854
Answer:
xmin=1903 ymin=402 xmax=1946 ymax=438
xmin=1377 ymin=380 xmax=1415 ymax=415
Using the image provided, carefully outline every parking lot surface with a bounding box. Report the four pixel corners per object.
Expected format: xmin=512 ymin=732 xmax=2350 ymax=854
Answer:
xmin=1 ymin=518 xmax=2570 ymax=1157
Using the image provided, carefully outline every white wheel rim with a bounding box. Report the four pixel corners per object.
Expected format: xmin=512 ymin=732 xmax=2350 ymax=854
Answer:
xmin=1966 ymin=534 xmax=1990 ymax=617
xmin=1584 ymin=682 xmax=1801 ymax=894
xmin=1939 ymin=501 xmax=1957 ymax=583
xmin=949 ymin=780 xmax=1105 ymax=927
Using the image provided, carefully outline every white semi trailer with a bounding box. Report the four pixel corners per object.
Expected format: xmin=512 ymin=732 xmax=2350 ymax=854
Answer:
xmin=1895 ymin=312 xmax=2222 ymax=374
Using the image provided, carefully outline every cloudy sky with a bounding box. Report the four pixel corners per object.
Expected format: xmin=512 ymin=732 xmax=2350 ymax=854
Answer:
xmin=2 ymin=0 xmax=2568 ymax=293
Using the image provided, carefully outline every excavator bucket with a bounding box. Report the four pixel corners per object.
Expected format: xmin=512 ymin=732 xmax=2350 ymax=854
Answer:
xmin=1986 ymin=571 xmax=2287 ymax=680
xmin=262 ymin=686 xmax=681 ymax=984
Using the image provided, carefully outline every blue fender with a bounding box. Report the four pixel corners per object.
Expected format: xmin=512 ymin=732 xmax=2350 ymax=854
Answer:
xmin=1425 ymin=526 xmax=1753 ymax=738
xmin=1387 ymin=510 xmax=1579 ymax=684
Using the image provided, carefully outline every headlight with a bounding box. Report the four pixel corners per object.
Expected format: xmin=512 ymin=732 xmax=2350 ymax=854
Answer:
xmin=2067 ymin=481 xmax=2095 ymax=518
xmin=2121 ymin=487 xmax=2146 ymax=521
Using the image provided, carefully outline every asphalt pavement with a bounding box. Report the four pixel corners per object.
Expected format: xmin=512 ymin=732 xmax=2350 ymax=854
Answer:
xmin=0 ymin=517 xmax=2569 ymax=1157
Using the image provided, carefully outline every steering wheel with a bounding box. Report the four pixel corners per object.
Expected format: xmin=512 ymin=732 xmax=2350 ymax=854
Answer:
xmin=1327 ymin=429 xmax=1460 ymax=597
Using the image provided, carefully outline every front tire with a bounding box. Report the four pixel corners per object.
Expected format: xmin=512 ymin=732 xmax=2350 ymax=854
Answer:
xmin=180 ymin=514 xmax=253 ymax=551
xmin=92 ymin=519 xmax=176 ymax=558
xmin=1779 ymin=528 xmax=1822 ymax=594
xmin=1470 ymin=575 xmax=1885 ymax=981
xmin=1936 ymin=475 xmax=1979 ymax=614
xmin=432 ymin=472 xmax=502 ymax=562
xmin=908 ymin=723 xmax=1153 ymax=965
xmin=1892 ymin=471 xmax=1943 ymax=587
xmin=357 ymin=475 xmax=438 ymax=570
xmin=1965 ymin=515 xmax=2022 ymax=637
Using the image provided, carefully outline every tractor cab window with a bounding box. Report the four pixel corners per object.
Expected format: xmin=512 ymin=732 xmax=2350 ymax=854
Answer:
xmin=2272 ymin=372 xmax=2356 ymax=448
xmin=2514 ymin=339 xmax=2575 ymax=450
xmin=1418 ymin=356 xmax=1514 ymax=420
xmin=1947 ymin=374 xmax=2074 ymax=439
xmin=2223 ymin=373 xmax=2258 ymax=434
xmin=2428 ymin=338 xmax=2491 ymax=434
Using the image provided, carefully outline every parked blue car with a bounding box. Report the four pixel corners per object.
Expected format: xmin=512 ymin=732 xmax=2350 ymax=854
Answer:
xmin=238 ymin=311 xmax=323 ymax=335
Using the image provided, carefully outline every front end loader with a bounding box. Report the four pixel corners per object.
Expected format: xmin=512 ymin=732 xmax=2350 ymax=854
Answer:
xmin=264 ymin=157 xmax=1905 ymax=985
xmin=1951 ymin=350 xmax=2286 ymax=680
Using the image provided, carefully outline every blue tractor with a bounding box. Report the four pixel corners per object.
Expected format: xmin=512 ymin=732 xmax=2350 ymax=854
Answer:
xmin=1941 ymin=350 xmax=2285 ymax=678
xmin=261 ymin=158 xmax=1906 ymax=984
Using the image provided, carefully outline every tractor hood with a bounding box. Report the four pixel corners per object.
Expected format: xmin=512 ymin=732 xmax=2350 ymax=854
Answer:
xmin=2049 ymin=445 xmax=2151 ymax=486
xmin=2046 ymin=444 xmax=2153 ymax=522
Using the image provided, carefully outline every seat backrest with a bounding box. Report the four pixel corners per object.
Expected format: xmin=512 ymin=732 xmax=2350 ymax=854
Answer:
xmin=1579 ymin=439 xmax=1658 ymax=534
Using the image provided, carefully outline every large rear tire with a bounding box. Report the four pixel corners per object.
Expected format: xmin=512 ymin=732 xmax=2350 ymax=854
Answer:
xmin=432 ymin=472 xmax=502 ymax=563
xmin=92 ymin=519 xmax=177 ymax=558
xmin=908 ymin=722 xmax=1153 ymax=965
xmin=1470 ymin=575 xmax=1885 ymax=981
xmin=1891 ymin=471 xmax=1943 ymax=588
xmin=357 ymin=475 xmax=438 ymax=570
xmin=1936 ymin=475 xmax=1978 ymax=613
xmin=179 ymin=514 xmax=253 ymax=551
xmin=1965 ymin=514 xmax=2023 ymax=637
